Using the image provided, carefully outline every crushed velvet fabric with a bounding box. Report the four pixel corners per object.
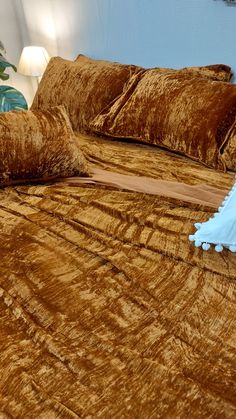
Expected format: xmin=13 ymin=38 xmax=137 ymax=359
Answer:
xmin=221 ymin=117 xmax=236 ymax=170
xmin=31 ymin=55 xmax=232 ymax=136
xmin=149 ymin=63 xmax=233 ymax=82
xmin=1 ymin=133 xmax=236 ymax=418
xmin=76 ymin=55 xmax=233 ymax=81
xmin=76 ymin=132 xmax=233 ymax=187
xmin=0 ymin=106 xmax=89 ymax=185
xmin=91 ymin=70 xmax=236 ymax=170
xmin=178 ymin=63 xmax=233 ymax=82
xmin=31 ymin=56 xmax=141 ymax=133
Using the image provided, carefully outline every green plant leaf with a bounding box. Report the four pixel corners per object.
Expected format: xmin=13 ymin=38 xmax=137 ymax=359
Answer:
xmin=0 ymin=85 xmax=28 ymax=112
xmin=0 ymin=43 xmax=16 ymax=81
xmin=0 ymin=41 xmax=5 ymax=53
xmin=0 ymin=54 xmax=17 ymax=72
xmin=0 ymin=72 xmax=9 ymax=81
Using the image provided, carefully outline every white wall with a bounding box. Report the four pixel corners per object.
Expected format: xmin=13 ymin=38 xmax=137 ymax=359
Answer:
xmin=20 ymin=0 xmax=58 ymax=57
xmin=0 ymin=0 xmax=33 ymax=105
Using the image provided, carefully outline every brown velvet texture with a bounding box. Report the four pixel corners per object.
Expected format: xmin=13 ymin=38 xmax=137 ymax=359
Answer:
xmin=91 ymin=70 xmax=236 ymax=170
xmin=147 ymin=64 xmax=233 ymax=82
xmin=0 ymin=106 xmax=89 ymax=185
xmin=76 ymin=132 xmax=233 ymax=188
xmin=177 ymin=64 xmax=233 ymax=82
xmin=1 ymin=133 xmax=236 ymax=418
xmin=76 ymin=55 xmax=233 ymax=81
xmin=221 ymin=118 xmax=236 ymax=170
xmin=31 ymin=56 xmax=141 ymax=133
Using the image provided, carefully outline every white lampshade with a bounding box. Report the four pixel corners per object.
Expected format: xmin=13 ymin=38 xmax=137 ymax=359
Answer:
xmin=18 ymin=46 xmax=50 ymax=77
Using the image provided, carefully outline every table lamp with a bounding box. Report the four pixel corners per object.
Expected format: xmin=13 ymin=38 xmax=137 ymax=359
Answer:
xmin=18 ymin=46 xmax=50 ymax=85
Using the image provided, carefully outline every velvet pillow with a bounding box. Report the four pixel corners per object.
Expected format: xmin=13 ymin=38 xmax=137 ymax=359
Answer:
xmin=0 ymin=106 xmax=89 ymax=186
xmin=91 ymin=70 xmax=236 ymax=171
xmin=177 ymin=64 xmax=233 ymax=82
xmin=31 ymin=56 xmax=141 ymax=133
xmin=147 ymin=64 xmax=233 ymax=82
xmin=75 ymin=55 xmax=232 ymax=81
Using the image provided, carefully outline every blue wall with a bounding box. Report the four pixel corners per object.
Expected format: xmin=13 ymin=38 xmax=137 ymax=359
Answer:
xmin=19 ymin=0 xmax=236 ymax=79
xmin=68 ymin=0 xmax=236 ymax=78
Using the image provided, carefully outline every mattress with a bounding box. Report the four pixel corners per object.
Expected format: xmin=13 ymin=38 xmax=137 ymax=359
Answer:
xmin=0 ymin=133 xmax=236 ymax=418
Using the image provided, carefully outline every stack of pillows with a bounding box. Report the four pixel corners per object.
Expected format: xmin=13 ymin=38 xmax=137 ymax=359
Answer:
xmin=1 ymin=53 xmax=236 ymax=186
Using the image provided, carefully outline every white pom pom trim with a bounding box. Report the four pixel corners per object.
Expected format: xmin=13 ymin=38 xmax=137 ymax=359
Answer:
xmin=202 ymin=243 xmax=210 ymax=251
xmin=215 ymin=244 xmax=223 ymax=253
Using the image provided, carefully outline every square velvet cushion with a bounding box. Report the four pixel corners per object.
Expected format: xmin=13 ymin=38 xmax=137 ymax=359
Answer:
xmin=31 ymin=56 xmax=141 ymax=133
xmin=91 ymin=70 xmax=236 ymax=170
xmin=0 ymin=106 xmax=89 ymax=186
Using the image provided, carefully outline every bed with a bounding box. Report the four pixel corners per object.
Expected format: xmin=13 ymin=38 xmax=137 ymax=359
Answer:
xmin=1 ymin=56 xmax=236 ymax=418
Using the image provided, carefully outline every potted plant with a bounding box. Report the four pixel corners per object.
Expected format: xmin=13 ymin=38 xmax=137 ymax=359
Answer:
xmin=0 ymin=41 xmax=28 ymax=112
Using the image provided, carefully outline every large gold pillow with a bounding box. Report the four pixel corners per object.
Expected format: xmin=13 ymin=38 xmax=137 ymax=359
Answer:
xmin=91 ymin=70 xmax=236 ymax=171
xmin=0 ymin=106 xmax=89 ymax=186
xmin=31 ymin=56 xmax=141 ymax=133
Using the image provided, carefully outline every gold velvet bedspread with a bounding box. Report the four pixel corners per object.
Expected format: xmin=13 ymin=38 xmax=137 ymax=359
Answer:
xmin=1 ymin=133 xmax=236 ymax=418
